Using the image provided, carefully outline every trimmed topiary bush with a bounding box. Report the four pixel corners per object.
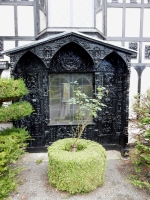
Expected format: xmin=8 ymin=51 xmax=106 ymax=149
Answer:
xmin=0 ymin=78 xmax=29 ymax=103
xmin=48 ymin=138 xmax=107 ymax=194
xmin=0 ymin=101 xmax=33 ymax=122
xmin=0 ymin=77 xmax=33 ymax=199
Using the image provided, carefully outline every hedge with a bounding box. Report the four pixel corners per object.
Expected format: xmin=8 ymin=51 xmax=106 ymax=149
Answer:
xmin=48 ymin=138 xmax=107 ymax=194
xmin=0 ymin=127 xmax=30 ymax=199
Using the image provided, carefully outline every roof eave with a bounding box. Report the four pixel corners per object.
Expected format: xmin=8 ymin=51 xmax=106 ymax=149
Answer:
xmin=1 ymin=31 xmax=137 ymax=56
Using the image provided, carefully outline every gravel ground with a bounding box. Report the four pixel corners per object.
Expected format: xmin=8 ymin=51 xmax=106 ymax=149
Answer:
xmin=9 ymin=151 xmax=150 ymax=200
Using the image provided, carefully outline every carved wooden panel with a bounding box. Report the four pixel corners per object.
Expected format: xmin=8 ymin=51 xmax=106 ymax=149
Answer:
xmin=129 ymin=42 xmax=138 ymax=59
xmin=11 ymin=34 xmax=130 ymax=152
xmin=145 ymin=45 xmax=150 ymax=59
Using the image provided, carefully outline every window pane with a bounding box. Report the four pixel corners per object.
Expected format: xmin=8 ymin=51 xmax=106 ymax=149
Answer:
xmin=48 ymin=0 xmax=94 ymax=28
xmin=73 ymin=0 xmax=94 ymax=27
xmin=0 ymin=6 xmax=14 ymax=36
xmin=18 ymin=6 xmax=34 ymax=36
xmin=49 ymin=73 xmax=93 ymax=124
xmin=48 ymin=0 xmax=70 ymax=27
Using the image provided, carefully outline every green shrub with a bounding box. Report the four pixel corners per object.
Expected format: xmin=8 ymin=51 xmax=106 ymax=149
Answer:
xmin=0 ymin=127 xmax=30 ymax=199
xmin=129 ymin=90 xmax=150 ymax=191
xmin=0 ymin=78 xmax=29 ymax=103
xmin=48 ymin=138 xmax=107 ymax=194
xmin=68 ymin=82 xmax=106 ymax=150
xmin=0 ymin=101 xmax=34 ymax=122
xmin=0 ymin=77 xmax=33 ymax=199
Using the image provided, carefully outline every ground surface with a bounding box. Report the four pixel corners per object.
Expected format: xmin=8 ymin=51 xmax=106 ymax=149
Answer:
xmin=9 ymin=151 xmax=150 ymax=200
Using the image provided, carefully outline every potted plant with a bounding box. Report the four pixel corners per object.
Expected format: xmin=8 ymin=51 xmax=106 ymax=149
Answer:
xmin=48 ymin=82 xmax=107 ymax=194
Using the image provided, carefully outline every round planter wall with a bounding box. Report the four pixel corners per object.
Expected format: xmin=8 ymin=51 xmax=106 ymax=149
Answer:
xmin=48 ymin=138 xmax=107 ymax=194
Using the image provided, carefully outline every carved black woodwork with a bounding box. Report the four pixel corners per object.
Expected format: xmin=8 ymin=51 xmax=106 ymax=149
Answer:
xmin=11 ymin=34 xmax=130 ymax=153
xmin=112 ymin=0 xmax=118 ymax=2
xmin=0 ymin=39 xmax=3 ymax=59
xmin=145 ymin=45 xmax=150 ymax=59
xmin=130 ymin=0 xmax=137 ymax=3
xmin=129 ymin=42 xmax=138 ymax=59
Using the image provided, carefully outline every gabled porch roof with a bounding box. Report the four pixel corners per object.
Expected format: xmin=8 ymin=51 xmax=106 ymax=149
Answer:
xmin=2 ymin=31 xmax=136 ymax=56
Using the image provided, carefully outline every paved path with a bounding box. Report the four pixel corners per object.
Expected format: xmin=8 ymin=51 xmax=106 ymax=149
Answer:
xmin=9 ymin=151 xmax=149 ymax=200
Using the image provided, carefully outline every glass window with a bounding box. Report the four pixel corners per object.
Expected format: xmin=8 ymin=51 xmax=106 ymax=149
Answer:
xmin=48 ymin=0 xmax=94 ymax=28
xmin=72 ymin=0 xmax=94 ymax=27
xmin=48 ymin=0 xmax=71 ymax=27
xmin=49 ymin=73 xmax=93 ymax=124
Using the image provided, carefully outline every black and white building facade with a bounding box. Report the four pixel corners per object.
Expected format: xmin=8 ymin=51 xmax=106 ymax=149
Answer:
xmin=0 ymin=0 xmax=149 ymax=153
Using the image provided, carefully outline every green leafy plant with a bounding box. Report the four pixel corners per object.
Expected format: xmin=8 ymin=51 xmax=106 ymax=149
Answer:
xmin=0 ymin=128 xmax=30 ymax=199
xmin=0 ymin=77 xmax=29 ymax=104
xmin=129 ymin=90 xmax=150 ymax=192
xmin=48 ymin=138 xmax=107 ymax=194
xmin=36 ymin=159 xmax=43 ymax=165
xmin=0 ymin=101 xmax=33 ymax=122
xmin=0 ymin=77 xmax=33 ymax=199
xmin=68 ymin=82 xmax=106 ymax=151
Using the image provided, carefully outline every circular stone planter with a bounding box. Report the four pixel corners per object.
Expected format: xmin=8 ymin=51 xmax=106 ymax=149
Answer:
xmin=48 ymin=138 xmax=107 ymax=194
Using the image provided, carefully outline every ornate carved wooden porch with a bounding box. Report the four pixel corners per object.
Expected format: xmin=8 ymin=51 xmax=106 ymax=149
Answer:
xmin=3 ymin=32 xmax=134 ymax=153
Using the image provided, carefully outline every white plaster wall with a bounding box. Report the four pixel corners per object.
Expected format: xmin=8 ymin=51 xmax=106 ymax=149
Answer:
xmin=0 ymin=123 xmax=13 ymax=131
xmin=125 ymin=8 xmax=141 ymax=37
xmin=39 ymin=10 xmax=46 ymax=32
xmin=129 ymin=67 xmax=138 ymax=119
xmin=17 ymin=6 xmax=34 ymax=36
xmin=0 ymin=6 xmax=15 ymax=36
xmin=141 ymin=67 xmax=150 ymax=93
xmin=96 ymin=11 xmax=102 ymax=33
xmin=107 ymin=8 xmax=122 ymax=37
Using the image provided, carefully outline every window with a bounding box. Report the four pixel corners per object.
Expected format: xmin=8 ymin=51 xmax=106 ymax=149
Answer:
xmin=49 ymin=73 xmax=93 ymax=124
xmin=48 ymin=0 xmax=94 ymax=28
